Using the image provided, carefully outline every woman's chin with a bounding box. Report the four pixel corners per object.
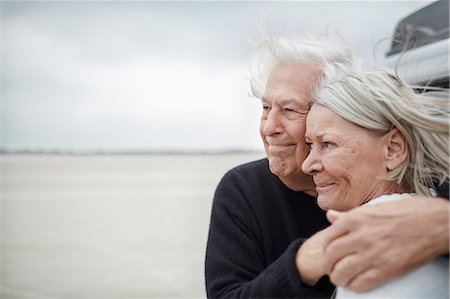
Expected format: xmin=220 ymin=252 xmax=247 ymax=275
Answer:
xmin=317 ymin=196 xmax=339 ymax=211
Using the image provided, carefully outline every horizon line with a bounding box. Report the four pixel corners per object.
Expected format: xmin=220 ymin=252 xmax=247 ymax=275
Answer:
xmin=0 ymin=148 xmax=265 ymax=156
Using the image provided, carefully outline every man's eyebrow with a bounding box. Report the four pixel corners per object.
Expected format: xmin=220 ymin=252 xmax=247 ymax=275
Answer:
xmin=281 ymin=98 xmax=310 ymax=111
xmin=260 ymin=98 xmax=309 ymax=111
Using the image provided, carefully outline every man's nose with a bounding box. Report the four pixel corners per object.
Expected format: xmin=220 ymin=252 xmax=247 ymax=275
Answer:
xmin=263 ymin=110 xmax=281 ymax=136
xmin=302 ymin=149 xmax=322 ymax=175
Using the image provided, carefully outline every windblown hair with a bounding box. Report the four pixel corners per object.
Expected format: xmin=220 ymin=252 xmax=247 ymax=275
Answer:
xmin=312 ymin=70 xmax=449 ymax=196
xmin=249 ymin=36 xmax=361 ymax=99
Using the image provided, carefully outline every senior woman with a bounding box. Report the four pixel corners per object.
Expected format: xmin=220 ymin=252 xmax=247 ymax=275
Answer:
xmin=301 ymin=70 xmax=449 ymax=298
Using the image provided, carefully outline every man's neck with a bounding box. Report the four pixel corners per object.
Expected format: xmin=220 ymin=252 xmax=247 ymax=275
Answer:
xmin=280 ymin=175 xmax=317 ymax=197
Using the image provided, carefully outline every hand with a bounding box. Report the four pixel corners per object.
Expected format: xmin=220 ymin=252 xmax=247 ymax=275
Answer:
xmin=295 ymin=229 xmax=329 ymax=286
xmin=322 ymin=197 xmax=449 ymax=292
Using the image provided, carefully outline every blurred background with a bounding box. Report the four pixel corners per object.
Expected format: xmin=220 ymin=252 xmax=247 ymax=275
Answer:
xmin=0 ymin=1 xmax=436 ymax=298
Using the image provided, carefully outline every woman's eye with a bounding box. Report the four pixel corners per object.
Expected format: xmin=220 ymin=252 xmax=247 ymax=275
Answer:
xmin=305 ymin=142 xmax=313 ymax=149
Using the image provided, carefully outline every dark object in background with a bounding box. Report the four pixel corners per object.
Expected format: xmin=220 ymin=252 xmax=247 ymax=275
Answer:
xmin=385 ymin=1 xmax=449 ymax=88
xmin=387 ymin=0 xmax=449 ymax=57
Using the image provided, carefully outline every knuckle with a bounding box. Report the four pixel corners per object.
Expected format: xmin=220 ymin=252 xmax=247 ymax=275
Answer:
xmin=340 ymin=215 xmax=359 ymax=228
xmin=359 ymin=233 xmax=375 ymax=248
xmin=323 ymin=256 xmax=334 ymax=274
xmin=324 ymin=244 xmax=338 ymax=261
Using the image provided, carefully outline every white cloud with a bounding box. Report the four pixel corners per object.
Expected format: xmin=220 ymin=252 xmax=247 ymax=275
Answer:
xmin=2 ymin=0 xmax=433 ymax=151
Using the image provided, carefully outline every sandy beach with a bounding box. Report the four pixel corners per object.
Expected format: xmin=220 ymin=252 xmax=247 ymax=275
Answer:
xmin=0 ymin=153 xmax=265 ymax=299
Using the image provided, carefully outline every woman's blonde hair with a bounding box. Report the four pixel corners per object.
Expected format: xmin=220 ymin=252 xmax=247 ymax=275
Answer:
xmin=312 ymin=70 xmax=449 ymax=196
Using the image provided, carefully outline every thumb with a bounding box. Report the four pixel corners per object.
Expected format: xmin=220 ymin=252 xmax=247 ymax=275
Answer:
xmin=326 ymin=209 xmax=344 ymax=223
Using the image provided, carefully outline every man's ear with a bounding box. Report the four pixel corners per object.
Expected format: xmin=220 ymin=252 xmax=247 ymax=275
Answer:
xmin=384 ymin=128 xmax=408 ymax=170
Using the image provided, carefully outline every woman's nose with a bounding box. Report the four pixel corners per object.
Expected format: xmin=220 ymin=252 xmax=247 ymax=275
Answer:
xmin=302 ymin=149 xmax=322 ymax=175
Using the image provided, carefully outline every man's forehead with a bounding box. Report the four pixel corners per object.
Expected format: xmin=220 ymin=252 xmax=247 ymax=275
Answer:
xmin=268 ymin=62 xmax=323 ymax=81
xmin=261 ymin=97 xmax=308 ymax=107
xmin=262 ymin=84 xmax=312 ymax=108
xmin=263 ymin=63 xmax=321 ymax=103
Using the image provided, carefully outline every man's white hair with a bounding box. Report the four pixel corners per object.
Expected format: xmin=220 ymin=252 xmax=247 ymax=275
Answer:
xmin=312 ymin=70 xmax=449 ymax=196
xmin=250 ymin=35 xmax=361 ymax=99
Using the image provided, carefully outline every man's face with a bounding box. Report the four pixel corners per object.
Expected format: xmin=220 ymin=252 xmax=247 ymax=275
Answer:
xmin=260 ymin=62 xmax=322 ymax=193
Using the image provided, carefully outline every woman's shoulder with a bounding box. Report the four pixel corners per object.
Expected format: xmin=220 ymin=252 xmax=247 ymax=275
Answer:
xmin=368 ymin=193 xmax=414 ymax=205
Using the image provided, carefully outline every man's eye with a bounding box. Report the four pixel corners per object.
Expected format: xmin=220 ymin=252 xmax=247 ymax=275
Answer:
xmin=323 ymin=142 xmax=335 ymax=149
xmin=262 ymin=105 xmax=271 ymax=111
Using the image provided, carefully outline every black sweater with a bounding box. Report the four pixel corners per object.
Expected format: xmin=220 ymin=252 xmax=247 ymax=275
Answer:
xmin=205 ymin=159 xmax=333 ymax=298
xmin=205 ymin=158 xmax=450 ymax=298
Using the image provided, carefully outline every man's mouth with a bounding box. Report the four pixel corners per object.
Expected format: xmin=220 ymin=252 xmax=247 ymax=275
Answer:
xmin=267 ymin=144 xmax=295 ymax=153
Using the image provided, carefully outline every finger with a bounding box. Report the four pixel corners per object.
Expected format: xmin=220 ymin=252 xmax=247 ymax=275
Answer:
xmin=320 ymin=219 xmax=350 ymax=249
xmin=324 ymin=233 xmax=365 ymax=273
xmin=326 ymin=209 xmax=344 ymax=223
xmin=346 ymin=268 xmax=386 ymax=293
xmin=328 ymin=253 xmax=371 ymax=287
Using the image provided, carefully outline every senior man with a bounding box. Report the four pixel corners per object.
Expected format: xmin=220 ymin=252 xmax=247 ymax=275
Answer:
xmin=204 ymin=37 xmax=449 ymax=298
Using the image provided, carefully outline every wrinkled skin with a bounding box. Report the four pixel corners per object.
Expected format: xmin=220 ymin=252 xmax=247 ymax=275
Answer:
xmin=297 ymin=104 xmax=449 ymax=291
xmin=302 ymin=104 xmax=406 ymax=211
xmin=260 ymin=62 xmax=321 ymax=195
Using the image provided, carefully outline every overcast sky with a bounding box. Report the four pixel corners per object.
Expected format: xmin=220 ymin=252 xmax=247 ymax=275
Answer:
xmin=1 ymin=1 xmax=433 ymax=152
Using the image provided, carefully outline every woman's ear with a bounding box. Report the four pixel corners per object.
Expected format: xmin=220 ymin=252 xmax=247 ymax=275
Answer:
xmin=384 ymin=128 xmax=408 ymax=170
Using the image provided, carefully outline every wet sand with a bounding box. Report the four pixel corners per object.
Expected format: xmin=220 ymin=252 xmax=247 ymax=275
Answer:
xmin=0 ymin=153 xmax=265 ymax=299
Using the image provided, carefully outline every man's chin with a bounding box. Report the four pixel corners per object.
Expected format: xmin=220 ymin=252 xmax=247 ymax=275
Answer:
xmin=269 ymin=165 xmax=315 ymax=193
xmin=268 ymin=161 xmax=291 ymax=177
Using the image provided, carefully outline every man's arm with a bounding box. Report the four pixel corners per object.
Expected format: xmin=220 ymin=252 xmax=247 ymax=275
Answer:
xmin=205 ymin=164 xmax=334 ymax=298
xmin=322 ymin=196 xmax=449 ymax=292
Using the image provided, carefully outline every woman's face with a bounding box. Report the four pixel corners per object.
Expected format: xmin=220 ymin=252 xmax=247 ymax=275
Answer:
xmin=302 ymin=104 xmax=396 ymax=211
